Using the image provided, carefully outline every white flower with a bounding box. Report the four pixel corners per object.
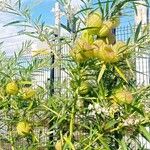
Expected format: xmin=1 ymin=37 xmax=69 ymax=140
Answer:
xmin=94 ymin=103 xmax=101 ymax=110
xmin=97 ymin=109 xmax=102 ymax=114
xmin=89 ymin=110 xmax=96 ymax=117
xmin=134 ymin=119 xmax=140 ymax=124
xmin=88 ymin=104 xmax=94 ymax=110
xmin=123 ymin=117 xmax=140 ymax=126
xmin=123 ymin=121 xmax=128 ymax=126
xmin=76 ymin=100 xmax=83 ymax=108
xmin=101 ymin=108 xmax=105 ymax=113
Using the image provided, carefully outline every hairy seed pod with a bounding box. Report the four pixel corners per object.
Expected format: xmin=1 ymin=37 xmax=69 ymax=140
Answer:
xmin=22 ymin=88 xmax=36 ymax=100
xmin=92 ymin=39 xmax=106 ymax=57
xmin=98 ymin=21 xmax=114 ymax=37
xmin=79 ymin=82 xmax=89 ymax=95
xmin=6 ymin=81 xmax=19 ymax=95
xmin=55 ymin=140 xmax=64 ymax=150
xmin=86 ymin=12 xmax=102 ymax=35
xmin=112 ymin=41 xmax=127 ymax=53
xmin=16 ymin=121 xmax=31 ymax=136
xmin=97 ymin=45 xmax=120 ymax=63
xmin=110 ymin=16 xmax=120 ymax=28
xmin=113 ymin=89 xmax=133 ymax=104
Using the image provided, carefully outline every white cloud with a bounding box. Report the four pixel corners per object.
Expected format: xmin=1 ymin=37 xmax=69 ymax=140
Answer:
xmin=0 ymin=11 xmax=35 ymax=56
xmin=70 ymin=0 xmax=83 ymax=12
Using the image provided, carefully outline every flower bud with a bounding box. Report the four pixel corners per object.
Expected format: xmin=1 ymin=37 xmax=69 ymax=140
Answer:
xmin=81 ymin=30 xmax=94 ymax=44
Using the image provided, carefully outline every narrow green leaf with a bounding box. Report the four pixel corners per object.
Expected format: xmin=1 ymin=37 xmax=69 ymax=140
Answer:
xmin=119 ymin=138 xmax=128 ymax=150
xmin=18 ymin=0 xmax=21 ymax=10
xmin=104 ymin=119 xmax=118 ymax=130
xmin=98 ymin=136 xmax=111 ymax=150
xmin=75 ymin=8 xmax=92 ymax=16
xmin=126 ymin=59 xmax=135 ymax=77
xmin=132 ymin=2 xmax=138 ymax=15
xmin=0 ymin=41 xmax=4 ymax=46
xmin=105 ymin=0 xmax=110 ymax=19
xmin=130 ymin=105 xmax=144 ymax=116
xmin=97 ymin=64 xmax=106 ymax=83
xmin=97 ymin=0 xmax=104 ymax=18
xmin=3 ymin=20 xmax=25 ymax=27
xmin=134 ymin=21 xmax=142 ymax=42
xmin=111 ymin=0 xmax=118 ymax=8
xmin=114 ymin=66 xmax=128 ymax=83
xmin=61 ymin=23 xmax=71 ymax=32
xmin=64 ymin=137 xmax=75 ymax=150
xmin=139 ymin=126 xmax=150 ymax=142
xmin=20 ymin=80 xmax=32 ymax=85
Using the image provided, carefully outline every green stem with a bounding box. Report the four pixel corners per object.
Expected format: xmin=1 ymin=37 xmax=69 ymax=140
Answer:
xmin=69 ymin=106 xmax=75 ymax=141
xmin=69 ymin=88 xmax=78 ymax=141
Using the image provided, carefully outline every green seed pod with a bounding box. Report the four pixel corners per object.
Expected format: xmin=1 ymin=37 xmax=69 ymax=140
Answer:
xmin=98 ymin=21 xmax=113 ymax=37
xmin=86 ymin=12 xmax=102 ymax=35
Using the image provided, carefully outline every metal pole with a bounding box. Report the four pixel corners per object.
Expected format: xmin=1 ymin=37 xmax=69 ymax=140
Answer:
xmin=54 ymin=2 xmax=61 ymax=94
xmin=48 ymin=3 xmax=61 ymax=148
xmin=135 ymin=0 xmax=149 ymax=86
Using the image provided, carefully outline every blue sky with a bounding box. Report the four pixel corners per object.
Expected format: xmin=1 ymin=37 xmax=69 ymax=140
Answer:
xmin=23 ymin=0 xmax=135 ymax=26
xmin=24 ymin=0 xmax=56 ymax=25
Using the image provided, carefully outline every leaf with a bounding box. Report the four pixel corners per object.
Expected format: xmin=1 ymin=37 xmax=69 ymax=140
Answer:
xmin=19 ymin=80 xmax=32 ymax=85
xmin=97 ymin=64 xmax=106 ymax=83
xmin=0 ymin=41 xmax=4 ymax=46
xmin=139 ymin=126 xmax=150 ymax=142
xmin=98 ymin=135 xmax=111 ymax=150
xmin=134 ymin=21 xmax=142 ymax=42
xmin=61 ymin=23 xmax=71 ymax=33
xmin=27 ymin=101 xmax=34 ymax=111
xmin=97 ymin=0 xmax=104 ymax=18
xmin=64 ymin=137 xmax=75 ymax=150
xmin=75 ymin=8 xmax=92 ymax=16
xmin=104 ymin=119 xmax=118 ymax=130
xmin=3 ymin=20 xmax=25 ymax=27
xmin=131 ymin=2 xmax=137 ymax=15
xmin=114 ymin=66 xmax=128 ymax=83
xmin=125 ymin=59 xmax=135 ymax=77
xmin=119 ymin=138 xmax=128 ymax=150
xmin=42 ymin=105 xmax=59 ymax=117
xmin=130 ymin=105 xmax=144 ymax=116
xmin=18 ymin=0 xmax=21 ymax=10
xmin=105 ymin=0 xmax=110 ymax=19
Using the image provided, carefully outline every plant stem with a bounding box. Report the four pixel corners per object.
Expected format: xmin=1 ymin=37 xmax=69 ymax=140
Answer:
xmin=69 ymin=106 xmax=75 ymax=141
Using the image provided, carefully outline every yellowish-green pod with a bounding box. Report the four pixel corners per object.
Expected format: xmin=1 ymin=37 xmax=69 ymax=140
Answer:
xmin=113 ymin=89 xmax=133 ymax=104
xmin=16 ymin=121 xmax=31 ymax=136
xmin=98 ymin=21 xmax=114 ymax=37
xmin=6 ymin=81 xmax=19 ymax=95
xmin=79 ymin=82 xmax=89 ymax=95
xmin=97 ymin=45 xmax=120 ymax=63
xmin=86 ymin=12 xmax=102 ymax=35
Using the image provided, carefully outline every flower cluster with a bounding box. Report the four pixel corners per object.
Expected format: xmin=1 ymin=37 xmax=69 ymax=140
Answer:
xmin=122 ymin=116 xmax=140 ymax=126
xmin=88 ymin=103 xmax=109 ymax=117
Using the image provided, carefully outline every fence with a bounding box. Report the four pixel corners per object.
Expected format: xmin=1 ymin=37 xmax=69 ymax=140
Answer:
xmin=1 ymin=24 xmax=150 ymax=149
